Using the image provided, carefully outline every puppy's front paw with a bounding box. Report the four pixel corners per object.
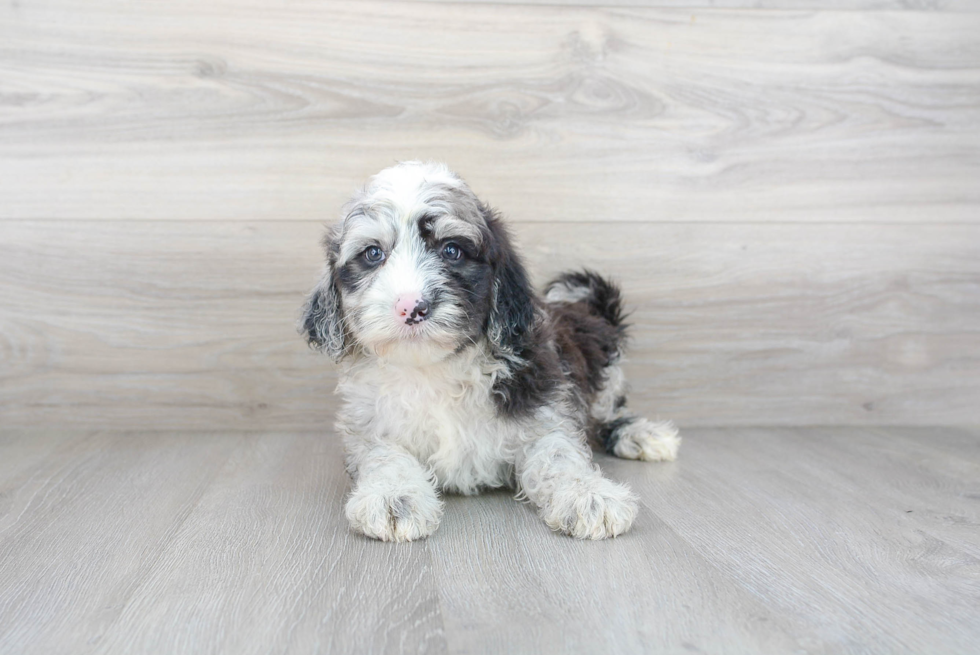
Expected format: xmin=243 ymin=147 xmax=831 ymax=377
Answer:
xmin=345 ymin=483 xmax=443 ymax=542
xmin=543 ymin=476 xmax=638 ymax=540
xmin=612 ymin=418 xmax=681 ymax=462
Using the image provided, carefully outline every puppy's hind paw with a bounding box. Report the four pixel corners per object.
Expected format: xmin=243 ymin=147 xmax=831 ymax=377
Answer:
xmin=610 ymin=418 xmax=680 ymax=462
xmin=345 ymin=484 xmax=443 ymax=542
xmin=544 ymin=476 xmax=638 ymax=540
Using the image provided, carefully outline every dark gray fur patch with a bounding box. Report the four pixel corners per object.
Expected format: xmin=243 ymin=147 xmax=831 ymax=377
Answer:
xmin=547 ymin=270 xmax=629 ymax=401
xmin=546 ymin=269 xmax=628 ymax=329
xmin=598 ymin=416 xmax=636 ymax=454
xmin=546 ymin=270 xmax=632 ymax=443
xmin=482 ymin=207 xmax=562 ymax=418
xmin=300 ymin=222 xmax=351 ymax=361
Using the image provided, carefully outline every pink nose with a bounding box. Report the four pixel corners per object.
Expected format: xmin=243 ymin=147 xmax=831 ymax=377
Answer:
xmin=394 ymin=295 xmax=430 ymax=324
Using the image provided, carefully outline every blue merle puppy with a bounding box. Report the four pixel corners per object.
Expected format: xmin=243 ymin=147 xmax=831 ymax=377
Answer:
xmin=301 ymin=161 xmax=679 ymax=541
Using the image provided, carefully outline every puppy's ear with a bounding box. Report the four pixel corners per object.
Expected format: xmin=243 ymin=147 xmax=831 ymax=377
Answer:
xmin=300 ymin=230 xmax=348 ymax=361
xmin=484 ymin=205 xmax=537 ymax=361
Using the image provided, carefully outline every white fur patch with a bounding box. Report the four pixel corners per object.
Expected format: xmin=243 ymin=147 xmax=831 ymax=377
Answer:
xmin=545 ymin=282 xmax=592 ymax=304
xmin=612 ymin=419 xmax=681 ymax=462
xmin=518 ymin=432 xmax=638 ymax=539
xmin=345 ymin=454 xmax=444 ymax=542
xmin=367 ymin=161 xmax=462 ymax=222
xmin=590 ymin=364 xmax=627 ymax=423
xmin=338 ymin=344 xmax=517 ymax=496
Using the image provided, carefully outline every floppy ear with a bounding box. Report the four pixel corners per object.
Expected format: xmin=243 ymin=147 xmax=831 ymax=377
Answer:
xmin=300 ymin=230 xmax=348 ymax=361
xmin=301 ymin=272 xmax=346 ymax=360
xmin=482 ymin=204 xmax=561 ymax=417
xmin=484 ymin=205 xmax=537 ymax=361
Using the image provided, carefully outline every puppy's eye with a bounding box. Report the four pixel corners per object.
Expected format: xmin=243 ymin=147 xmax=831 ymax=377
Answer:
xmin=363 ymin=246 xmax=385 ymax=264
xmin=441 ymin=243 xmax=462 ymax=261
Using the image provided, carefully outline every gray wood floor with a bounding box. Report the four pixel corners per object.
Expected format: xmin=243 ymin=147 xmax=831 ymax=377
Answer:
xmin=1 ymin=426 xmax=977 ymax=654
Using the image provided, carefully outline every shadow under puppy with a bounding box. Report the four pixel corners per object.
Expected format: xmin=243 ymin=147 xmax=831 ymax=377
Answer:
xmin=301 ymin=161 xmax=679 ymax=541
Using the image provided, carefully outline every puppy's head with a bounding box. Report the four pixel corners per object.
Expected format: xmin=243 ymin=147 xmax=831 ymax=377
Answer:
xmin=302 ymin=162 xmax=535 ymax=365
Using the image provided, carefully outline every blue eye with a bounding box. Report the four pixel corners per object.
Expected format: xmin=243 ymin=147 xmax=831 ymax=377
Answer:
xmin=442 ymin=243 xmax=461 ymax=261
xmin=363 ymin=246 xmax=385 ymax=264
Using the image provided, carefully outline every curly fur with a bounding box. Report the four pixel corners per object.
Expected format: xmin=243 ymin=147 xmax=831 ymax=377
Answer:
xmin=301 ymin=161 xmax=680 ymax=541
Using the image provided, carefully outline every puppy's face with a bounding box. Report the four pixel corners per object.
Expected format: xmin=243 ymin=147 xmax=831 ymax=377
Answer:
xmin=303 ymin=162 xmax=530 ymax=364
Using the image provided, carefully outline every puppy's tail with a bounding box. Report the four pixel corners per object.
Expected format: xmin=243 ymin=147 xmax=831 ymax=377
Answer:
xmin=544 ymin=269 xmax=627 ymax=329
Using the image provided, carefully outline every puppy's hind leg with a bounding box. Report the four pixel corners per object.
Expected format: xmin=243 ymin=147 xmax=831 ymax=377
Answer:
xmin=592 ymin=364 xmax=681 ymax=462
xmin=517 ymin=431 xmax=638 ymax=540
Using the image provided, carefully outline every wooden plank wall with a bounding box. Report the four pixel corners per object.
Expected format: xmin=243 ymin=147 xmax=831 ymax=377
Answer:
xmin=1 ymin=0 xmax=978 ymax=429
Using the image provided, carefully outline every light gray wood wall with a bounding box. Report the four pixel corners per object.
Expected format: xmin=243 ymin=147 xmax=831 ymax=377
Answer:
xmin=1 ymin=0 xmax=978 ymax=429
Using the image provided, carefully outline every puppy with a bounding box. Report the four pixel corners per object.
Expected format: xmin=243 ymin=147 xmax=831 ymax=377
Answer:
xmin=301 ymin=161 xmax=679 ymax=541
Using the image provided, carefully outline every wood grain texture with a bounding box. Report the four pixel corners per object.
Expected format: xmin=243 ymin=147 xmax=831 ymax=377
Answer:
xmin=602 ymin=427 xmax=980 ymax=654
xmin=89 ymin=433 xmax=447 ymax=655
xmin=412 ymin=1 xmax=980 ymax=9
xmin=1 ymin=1 xmax=978 ymax=222
xmin=428 ymin=491 xmax=806 ymax=653
xmin=1 ymin=427 xmax=978 ymax=654
xmin=1 ymin=220 xmax=977 ymax=430
xmin=0 ymin=432 xmax=242 ymax=652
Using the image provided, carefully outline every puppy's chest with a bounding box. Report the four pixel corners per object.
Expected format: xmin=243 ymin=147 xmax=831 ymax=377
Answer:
xmin=353 ymin=363 xmax=512 ymax=493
